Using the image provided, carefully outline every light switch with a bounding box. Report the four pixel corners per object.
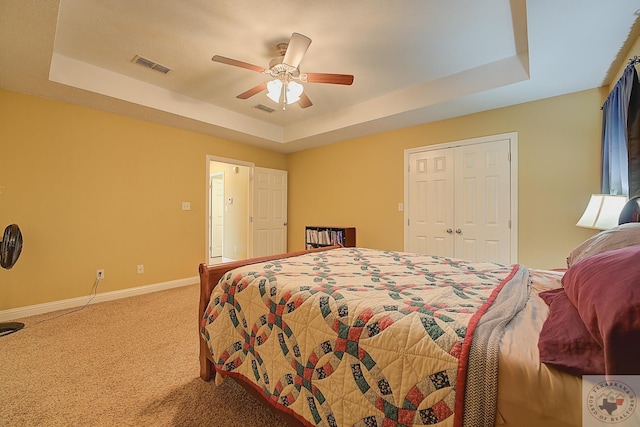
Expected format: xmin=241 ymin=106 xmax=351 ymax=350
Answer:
xmin=397 ymin=203 xmax=404 ymax=212
xmin=181 ymin=202 xmax=191 ymax=211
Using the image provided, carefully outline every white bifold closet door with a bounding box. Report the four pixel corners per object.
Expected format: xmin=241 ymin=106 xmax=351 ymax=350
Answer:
xmin=406 ymin=136 xmax=514 ymax=264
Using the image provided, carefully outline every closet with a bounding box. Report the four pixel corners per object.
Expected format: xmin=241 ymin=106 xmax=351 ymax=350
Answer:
xmin=404 ymin=133 xmax=518 ymax=264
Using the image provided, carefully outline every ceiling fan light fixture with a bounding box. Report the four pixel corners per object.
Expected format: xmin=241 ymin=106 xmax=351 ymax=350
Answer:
xmin=266 ymin=79 xmax=304 ymax=105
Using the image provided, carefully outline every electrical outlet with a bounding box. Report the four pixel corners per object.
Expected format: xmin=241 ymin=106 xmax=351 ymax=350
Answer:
xmin=96 ymin=269 xmax=105 ymax=280
xmin=137 ymin=264 xmax=144 ymax=274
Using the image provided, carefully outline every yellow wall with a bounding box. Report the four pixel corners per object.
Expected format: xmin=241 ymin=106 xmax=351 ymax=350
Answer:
xmin=0 ymin=89 xmax=285 ymax=310
xmin=286 ymin=88 xmax=605 ymax=269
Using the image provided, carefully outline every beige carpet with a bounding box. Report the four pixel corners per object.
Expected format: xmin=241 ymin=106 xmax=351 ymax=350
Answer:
xmin=0 ymin=284 xmax=288 ymax=426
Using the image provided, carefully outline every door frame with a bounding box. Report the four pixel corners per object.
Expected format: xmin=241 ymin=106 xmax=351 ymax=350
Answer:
xmin=205 ymin=155 xmax=254 ymax=264
xmin=403 ymin=132 xmax=519 ymax=263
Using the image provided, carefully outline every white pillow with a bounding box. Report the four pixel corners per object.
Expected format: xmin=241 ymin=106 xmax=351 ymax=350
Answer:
xmin=567 ymin=223 xmax=640 ymax=267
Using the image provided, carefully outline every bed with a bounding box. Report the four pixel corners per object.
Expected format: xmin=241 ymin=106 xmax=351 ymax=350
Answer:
xmin=198 ymin=206 xmax=640 ymax=427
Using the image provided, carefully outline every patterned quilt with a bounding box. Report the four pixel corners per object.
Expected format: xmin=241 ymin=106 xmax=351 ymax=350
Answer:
xmin=201 ymin=248 xmax=529 ymax=427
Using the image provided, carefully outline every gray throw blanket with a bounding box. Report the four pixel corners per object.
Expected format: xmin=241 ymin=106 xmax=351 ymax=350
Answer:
xmin=463 ymin=266 xmax=531 ymax=426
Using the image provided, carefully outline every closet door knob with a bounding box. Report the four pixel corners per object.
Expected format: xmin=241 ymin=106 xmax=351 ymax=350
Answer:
xmin=446 ymin=228 xmax=453 ymax=234
xmin=455 ymin=228 xmax=462 ymax=234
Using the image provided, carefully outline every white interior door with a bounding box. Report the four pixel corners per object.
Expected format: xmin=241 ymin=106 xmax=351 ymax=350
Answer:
xmin=454 ymin=139 xmax=511 ymax=262
xmin=405 ymin=133 xmax=517 ymax=264
xmin=251 ymin=167 xmax=287 ymax=257
xmin=407 ymin=149 xmax=455 ymax=256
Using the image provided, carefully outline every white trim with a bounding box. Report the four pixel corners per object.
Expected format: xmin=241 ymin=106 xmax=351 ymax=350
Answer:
xmin=403 ymin=132 xmax=519 ymax=263
xmin=0 ymin=276 xmax=199 ymax=322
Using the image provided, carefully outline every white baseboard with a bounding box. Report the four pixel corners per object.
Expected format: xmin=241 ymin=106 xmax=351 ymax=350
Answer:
xmin=0 ymin=276 xmax=199 ymax=322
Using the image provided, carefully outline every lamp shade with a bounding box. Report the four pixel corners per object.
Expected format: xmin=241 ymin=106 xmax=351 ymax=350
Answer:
xmin=576 ymin=194 xmax=628 ymax=230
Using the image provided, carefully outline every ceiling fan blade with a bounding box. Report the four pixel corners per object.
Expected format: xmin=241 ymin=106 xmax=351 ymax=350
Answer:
xmin=282 ymin=33 xmax=311 ymax=69
xmin=304 ymin=73 xmax=354 ymax=85
xmin=236 ymin=83 xmax=267 ymax=99
xmin=212 ymin=55 xmax=265 ymax=73
xmin=298 ymin=92 xmax=313 ymax=108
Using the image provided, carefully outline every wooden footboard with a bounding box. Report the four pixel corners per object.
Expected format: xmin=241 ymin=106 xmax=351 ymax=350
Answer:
xmin=198 ymin=247 xmax=340 ymax=426
xmin=198 ymin=246 xmax=338 ymax=381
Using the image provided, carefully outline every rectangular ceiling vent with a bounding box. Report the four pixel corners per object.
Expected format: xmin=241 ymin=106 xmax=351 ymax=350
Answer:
xmin=132 ymin=55 xmax=172 ymax=75
xmin=255 ymin=104 xmax=276 ymax=113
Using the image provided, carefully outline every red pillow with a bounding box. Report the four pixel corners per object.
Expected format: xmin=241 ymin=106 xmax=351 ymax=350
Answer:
xmin=538 ymin=288 xmax=605 ymax=376
xmin=562 ymin=245 xmax=640 ymax=375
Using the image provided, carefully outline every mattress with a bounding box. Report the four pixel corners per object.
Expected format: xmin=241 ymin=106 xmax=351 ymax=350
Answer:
xmin=496 ymin=269 xmax=581 ymax=426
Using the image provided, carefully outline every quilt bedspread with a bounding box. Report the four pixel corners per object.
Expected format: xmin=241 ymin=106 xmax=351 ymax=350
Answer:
xmin=201 ymin=248 xmax=528 ymax=427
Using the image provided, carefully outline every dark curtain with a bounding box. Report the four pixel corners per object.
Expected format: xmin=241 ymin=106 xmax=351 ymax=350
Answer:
xmin=601 ymin=63 xmax=636 ymax=196
xmin=627 ymin=66 xmax=640 ymax=197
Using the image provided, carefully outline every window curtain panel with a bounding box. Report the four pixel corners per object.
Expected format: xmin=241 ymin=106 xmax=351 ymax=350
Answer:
xmin=601 ymin=63 xmax=638 ymax=197
xmin=628 ymin=66 xmax=640 ymax=197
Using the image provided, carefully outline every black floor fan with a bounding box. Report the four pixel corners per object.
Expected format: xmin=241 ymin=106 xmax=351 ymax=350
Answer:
xmin=1 ymin=224 xmax=24 ymax=336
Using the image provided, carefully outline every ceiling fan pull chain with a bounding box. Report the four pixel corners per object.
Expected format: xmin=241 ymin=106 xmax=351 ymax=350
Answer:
xmin=281 ymin=76 xmax=287 ymax=110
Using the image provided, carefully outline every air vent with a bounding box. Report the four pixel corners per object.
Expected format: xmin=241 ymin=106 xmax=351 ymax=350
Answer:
xmin=255 ymin=104 xmax=276 ymax=113
xmin=131 ymin=55 xmax=172 ymax=75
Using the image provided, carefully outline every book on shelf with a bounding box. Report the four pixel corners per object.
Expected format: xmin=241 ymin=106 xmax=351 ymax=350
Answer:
xmin=305 ymin=226 xmax=355 ymax=248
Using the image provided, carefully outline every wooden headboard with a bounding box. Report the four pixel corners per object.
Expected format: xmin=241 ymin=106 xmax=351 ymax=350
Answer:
xmin=619 ymin=195 xmax=640 ymax=225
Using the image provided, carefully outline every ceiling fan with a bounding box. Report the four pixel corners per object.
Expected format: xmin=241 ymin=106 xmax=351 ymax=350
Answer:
xmin=212 ymin=33 xmax=354 ymax=110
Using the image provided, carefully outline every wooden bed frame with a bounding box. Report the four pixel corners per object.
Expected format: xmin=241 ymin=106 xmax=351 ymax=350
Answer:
xmin=198 ymin=246 xmax=338 ymax=426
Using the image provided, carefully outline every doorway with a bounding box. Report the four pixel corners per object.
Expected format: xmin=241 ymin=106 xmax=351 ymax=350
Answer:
xmin=207 ymin=158 xmax=251 ymax=265
xmin=206 ymin=156 xmax=289 ymax=265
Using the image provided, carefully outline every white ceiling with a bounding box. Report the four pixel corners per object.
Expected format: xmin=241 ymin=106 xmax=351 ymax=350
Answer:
xmin=1 ymin=0 xmax=639 ymax=153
